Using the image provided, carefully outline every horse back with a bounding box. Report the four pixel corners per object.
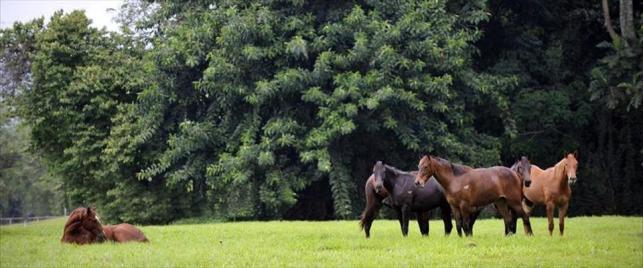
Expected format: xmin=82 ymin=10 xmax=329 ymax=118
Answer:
xmin=106 ymin=224 xmax=148 ymax=242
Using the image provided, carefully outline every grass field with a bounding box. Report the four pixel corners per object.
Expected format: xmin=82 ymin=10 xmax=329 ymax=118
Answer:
xmin=1 ymin=216 xmax=641 ymax=267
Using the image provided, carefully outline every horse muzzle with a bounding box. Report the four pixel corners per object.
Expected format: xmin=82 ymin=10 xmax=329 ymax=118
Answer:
xmin=524 ymin=180 xmax=532 ymax=187
xmin=568 ymin=177 xmax=577 ymax=186
xmin=97 ymin=233 xmax=106 ymax=243
xmin=375 ymin=185 xmax=383 ymax=194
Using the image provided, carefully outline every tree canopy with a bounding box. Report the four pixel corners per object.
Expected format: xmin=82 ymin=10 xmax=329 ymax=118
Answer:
xmin=1 ymin=0 xmax=640 ymax=223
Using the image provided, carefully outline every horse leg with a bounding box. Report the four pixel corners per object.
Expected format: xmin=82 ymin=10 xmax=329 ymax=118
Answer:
xmin=508 ymin=199 xmax=533 ymax=236
xmin=417 ymin=211 xmax=429 ymax=236
xmin=460 ymin=209 xmax=472 ymax=237
xmin=546 ymin=202 xmax=555 ymax=236
xmin=401 ymin=206 xmax=410 ymax=237
xmin=468 ymin=210 xmax=481 ymax=236
xmin=359 ymin=195 xmax=382 ymax=238
xmin=441 ymin=204 xmax=454 ymax=236
xmin=559 ymin=203 xmax=569 ymax=236
xmin=395 ymin=208 xmax=410 ymax=237
xmin=495 ymin=200 xmax=513 ymax=235
xmin=451 ymin=205 xmax=463 ymax=237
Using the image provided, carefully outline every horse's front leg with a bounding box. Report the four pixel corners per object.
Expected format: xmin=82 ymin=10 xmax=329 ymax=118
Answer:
xmin=395 ymin=208 xmax=409 ymax=237
xmin=450 ymin=205 xmax=463 ymax=237
xmin=558 ymin=203 xmax=569 ymax=236
xmin=546 ymin=202 xmax=555 ymax=236
xmin=401 ymin=206 xmax=410 ymax=237
xmin=460 ymin=209 xmax=472 ymax=237
xmin=441 ymin=204 xmax=454 ymax=236
xmin=417 ymin=211 xmax=429 ymax=236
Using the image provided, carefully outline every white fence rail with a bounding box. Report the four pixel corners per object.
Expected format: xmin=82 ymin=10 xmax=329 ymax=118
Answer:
xmin=0 ymin=216 xmax=61 ymax=226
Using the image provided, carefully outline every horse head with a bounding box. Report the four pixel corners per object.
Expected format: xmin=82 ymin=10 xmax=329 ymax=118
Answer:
xmin=564 ymin=151 xmax=579 ymax=185
xmin=415 ymin=155 xmax=435 ymax=187
xmin=372 ymin=161 xmax=386 ymax=194
xmin=513 ymin=156 xmax=532 ymax=187
xmin=62 ymin=207 xmax=106 ymax=244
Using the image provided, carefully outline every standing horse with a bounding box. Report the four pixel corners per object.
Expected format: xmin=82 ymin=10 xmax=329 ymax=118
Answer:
xmin=103 ymin=224 xmax=149 ymax=242
xmin=415 ymin=155 xmax=533 ymax=237
xmin=523 ymin=152 xmax=579 ymax=236
xmin=500 ymin=156 xmax=533 ymax=233
xmin=359 ymin=161 xmax=453 ymax=238
xmin=61 ymin=207 xmax=106 ymax=244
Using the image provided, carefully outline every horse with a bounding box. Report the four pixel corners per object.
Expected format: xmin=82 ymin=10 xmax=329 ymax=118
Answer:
xmin=103 ymin=224 xmax=149 ymax=242
xmin=359 ymin=161 xmax=453 ymax=238
xmin=523 ymin=152 xmax=579 ymax=236
xmin=61 ymin=207 xmax=106 ymax=244
xmin=498 ymin=156 xmax=533 ymax=234
xmin=415 ymin=155 xmax=533 ymax=237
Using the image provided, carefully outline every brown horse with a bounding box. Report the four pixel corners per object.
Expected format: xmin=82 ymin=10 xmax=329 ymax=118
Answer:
xmin=415 ymin=155 xmax=533 ymax=236
xmin=103 ymin=224 xmax=149 ymax=242
xmin=523 ymin=152 xmax=579 ymax=236
xmin=61 ymin=207 xmax=106 ymax=244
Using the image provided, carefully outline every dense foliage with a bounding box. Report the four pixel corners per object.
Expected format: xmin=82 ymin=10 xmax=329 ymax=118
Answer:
xmin=1 ymin=0 xmax=640 ymax=223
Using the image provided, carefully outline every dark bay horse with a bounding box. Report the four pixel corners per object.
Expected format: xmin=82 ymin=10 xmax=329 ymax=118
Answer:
xmin=359 ymin=161 xmax=453 ymax=238
xmin=103 ymin=224 xmax=149 ymax=242
xmin=61 ymin=207 xmax=106 ymax=244
xmin=415 ymin=155 xmax=533 ymax=237
xmin=523 ymin=152 xmax=579 ymax=236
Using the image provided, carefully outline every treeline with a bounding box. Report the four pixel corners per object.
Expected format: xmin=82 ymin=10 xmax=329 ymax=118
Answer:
xmin=0 ymin=0 xmax=640 ymax=223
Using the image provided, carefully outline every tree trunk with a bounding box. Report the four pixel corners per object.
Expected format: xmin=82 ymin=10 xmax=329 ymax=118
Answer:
xmin=619 ymin=0 xmax=636 ymax=45
xmin=602 ymin=0 xmax=621 ymax=41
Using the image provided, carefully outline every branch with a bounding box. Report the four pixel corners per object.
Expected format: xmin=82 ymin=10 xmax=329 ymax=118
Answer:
xmin=602 ymin=0 xmax=620 ymax=41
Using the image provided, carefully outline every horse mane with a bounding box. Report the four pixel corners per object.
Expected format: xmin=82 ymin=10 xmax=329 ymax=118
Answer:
xmin=63 ymin=207 xmax=87 ymax=232
xmin=433 ymin=157 xmax=472 ymax=176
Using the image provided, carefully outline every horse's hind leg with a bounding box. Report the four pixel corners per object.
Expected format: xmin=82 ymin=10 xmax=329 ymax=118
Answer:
xmin=359 ymin=194 xmax=382 ymax=238
xmin=417 ymin=211 xmax=429 ymax=236
xmin=559 ymin=203 xmax=568 ymax=236
xmin=441 ymin=204 xmax=453 ymax=235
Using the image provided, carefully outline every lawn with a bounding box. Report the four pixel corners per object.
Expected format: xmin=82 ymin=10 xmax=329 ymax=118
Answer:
xmin=1 ymin=216 xmax=641 ymax=267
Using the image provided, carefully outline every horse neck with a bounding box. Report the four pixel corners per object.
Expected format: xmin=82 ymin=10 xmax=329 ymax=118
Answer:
xmin=432 ymin=160 xmax=456 ymax=189
xmin=553 ymin=159 xmax=569 ymax=190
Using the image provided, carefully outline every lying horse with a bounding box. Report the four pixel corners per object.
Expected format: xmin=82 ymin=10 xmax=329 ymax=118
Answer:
xmin=415 ymin=155 xmax=533 ymax=237
xmin=103 ymin=224 xmax=149 ymax=242
xmin=61 ymin=207 xmax=106 ymax=244
xmin=359 ymin=161 xmax=453 ymax=238
xmin=61 ymin=207 xmax=148 ymax=244
xmin=523 ymin=152 xmax=578 ymax=236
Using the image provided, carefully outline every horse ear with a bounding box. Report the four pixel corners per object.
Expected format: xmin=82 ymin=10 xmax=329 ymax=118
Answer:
xmin=573 ymin=150 xmax=578 ymax=158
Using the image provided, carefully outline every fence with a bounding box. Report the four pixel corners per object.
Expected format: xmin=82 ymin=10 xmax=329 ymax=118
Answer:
xmin=0 ymin=216 xmax=61 ymax=226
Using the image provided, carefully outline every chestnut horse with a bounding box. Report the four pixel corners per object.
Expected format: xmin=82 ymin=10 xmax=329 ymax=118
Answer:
xmin=523 ymin=152 xmax=578 ymax=236
xmin=359 ymin=161 xmax=453 ymax=238
xmin=61 ymin=207 xmax=106 ymax=244
xmin=103 ymin=224 xmax=149 ymax=242
xmin=415 ymin=155 xmax=533 ymax=237
xmin=61 ymin=207 xmax=149 ymax=244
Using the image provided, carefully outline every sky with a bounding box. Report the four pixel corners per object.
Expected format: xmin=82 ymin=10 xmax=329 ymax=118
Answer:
xmin=1 ymin=0 xmax=124 ymax=31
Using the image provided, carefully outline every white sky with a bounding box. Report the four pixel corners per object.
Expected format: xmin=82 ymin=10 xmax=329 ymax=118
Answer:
xmin=0 ymin=0 xmax=124 ymax=31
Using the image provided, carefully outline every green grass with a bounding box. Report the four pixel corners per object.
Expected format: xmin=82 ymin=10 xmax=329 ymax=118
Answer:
xmin=1 ymin=216 xmax=641 ymax=267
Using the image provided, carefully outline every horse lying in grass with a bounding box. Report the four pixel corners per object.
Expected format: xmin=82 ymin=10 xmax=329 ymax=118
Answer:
xmin=360 ymin=161 xmax=453 ymax=238
xmin=61 ymin=207 xmax=148 ymax=244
